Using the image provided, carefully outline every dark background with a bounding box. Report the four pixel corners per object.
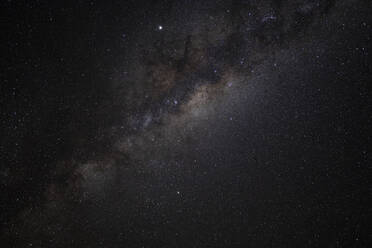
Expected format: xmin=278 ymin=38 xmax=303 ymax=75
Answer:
xmin=1 ymin=0 xmax=371 ymax=247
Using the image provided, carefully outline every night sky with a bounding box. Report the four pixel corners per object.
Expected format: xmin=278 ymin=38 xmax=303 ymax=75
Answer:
xmin=1 ymin=0 xmax=371 ymax=247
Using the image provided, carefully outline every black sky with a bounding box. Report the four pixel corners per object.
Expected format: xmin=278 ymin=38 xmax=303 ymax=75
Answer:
xmin=1 ymin=0 xmax=371 ymax=247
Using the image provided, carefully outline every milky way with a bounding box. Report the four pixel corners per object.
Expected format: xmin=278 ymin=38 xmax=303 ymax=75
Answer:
xmin=2 ymin=0 xmax=371 ymax=247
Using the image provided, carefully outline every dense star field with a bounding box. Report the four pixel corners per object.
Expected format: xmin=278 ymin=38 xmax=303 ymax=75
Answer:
xmin=1 ymin=0 xmax=371 ymax=247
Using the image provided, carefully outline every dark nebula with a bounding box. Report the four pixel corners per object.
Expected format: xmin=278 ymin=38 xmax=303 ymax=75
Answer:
xmin=1 ymin=0 xmax=371 ymax=247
